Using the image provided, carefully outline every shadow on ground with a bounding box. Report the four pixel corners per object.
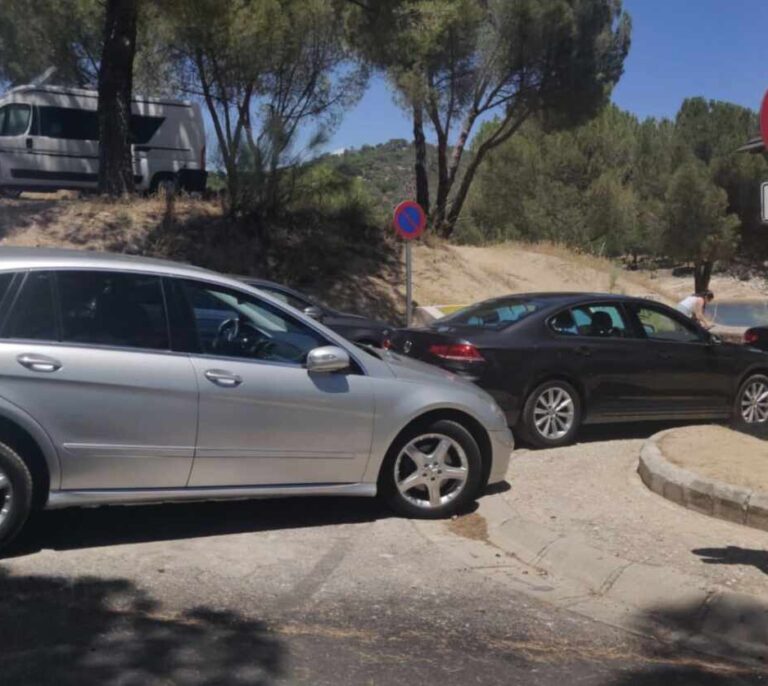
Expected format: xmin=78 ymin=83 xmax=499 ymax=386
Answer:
xmin=600 ymin=594 xmax=768 ymax=685
xmin=694 ymin=546 xmax=768 ymax=576
xmin=0 ymin=568 xmax=285 ymax=685
xmin=7 ymin=495 xmax=391 ymax=558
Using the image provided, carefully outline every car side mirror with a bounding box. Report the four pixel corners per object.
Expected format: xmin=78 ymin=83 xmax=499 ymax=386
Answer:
xmin=709 ymin=333 xmax=722 ymax=345
xmin=306 ymin=346 xmax=350 ymax=373
xmin=303 ymin=305 xmax=324 ymax=321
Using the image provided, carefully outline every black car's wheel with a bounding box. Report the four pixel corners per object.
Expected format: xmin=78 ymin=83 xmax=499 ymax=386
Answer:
xmin=380 ymin=419 xmax=483 ymax=519
xmin=0 ymin=442 xmax=33 ymax=551
xmin=519 ymin=380 xmax=582 ymax=449
xmin=732 ymin=374 xmax=768 ymax=434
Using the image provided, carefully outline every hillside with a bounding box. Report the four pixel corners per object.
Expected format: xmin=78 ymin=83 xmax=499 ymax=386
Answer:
xmin=2 ymin=196 xmax=764 ymax=326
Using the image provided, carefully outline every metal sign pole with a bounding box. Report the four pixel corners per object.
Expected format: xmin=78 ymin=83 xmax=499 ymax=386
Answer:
xmin=405 ymin=241 xmax=413 ymax=327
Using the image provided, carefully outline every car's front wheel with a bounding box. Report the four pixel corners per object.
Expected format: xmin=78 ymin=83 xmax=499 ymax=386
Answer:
xmin=0 ymin=442 xmax=33 ymax=551
xmin=519 ymin=380 xmax=582 ymax=448
xmin=380 ymin=419 xmax=483 ymax=519
xmin=733 ymin=373 xmax=768 ymax=434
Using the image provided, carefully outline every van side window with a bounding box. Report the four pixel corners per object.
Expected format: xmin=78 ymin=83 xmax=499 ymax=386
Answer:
xmin=39 ymin=106 xmax=98 ymax=140
xmin=0 ymin=104 xmax=31 ymax=137
xmin=130 ymin=115 xmax=164 ymax=144
xmin=3 ymin=272 xmax=57 ymax=341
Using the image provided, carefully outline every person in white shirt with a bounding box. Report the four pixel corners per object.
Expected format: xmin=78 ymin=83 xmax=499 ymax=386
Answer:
xmin=676 ymin=290 xmax=714 ymax=329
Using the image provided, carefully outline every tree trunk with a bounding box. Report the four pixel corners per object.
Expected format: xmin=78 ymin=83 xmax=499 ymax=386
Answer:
xmin=694 ymin=260 xmax=713 ymax=293
xmin=412 ymin=104 xmax=429 ymax=214
xmin=97 ymin=0 xmax=138 ymax=196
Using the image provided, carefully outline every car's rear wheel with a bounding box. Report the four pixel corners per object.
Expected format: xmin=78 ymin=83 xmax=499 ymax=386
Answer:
xmin=0 ymin=442 xmax=33 ymax=551
xmin=519 ymin=380 xmax=581 ymax=448
xmin=733 ymin=374 xmax=768 ymax=434
xmin=380 ymin=419 xmax=482 ymax=519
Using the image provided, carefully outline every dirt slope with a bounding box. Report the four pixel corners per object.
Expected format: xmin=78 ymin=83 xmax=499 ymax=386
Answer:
xmin=1 ymin=196 xmax=766 ymax=321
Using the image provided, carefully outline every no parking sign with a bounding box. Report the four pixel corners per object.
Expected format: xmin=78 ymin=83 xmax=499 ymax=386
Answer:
xmin=393 ymin=201 xmax=427 ymax=325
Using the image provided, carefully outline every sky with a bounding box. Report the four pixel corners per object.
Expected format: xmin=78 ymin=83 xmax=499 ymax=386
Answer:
xmin=321 ymin=0 xmax=768 ymax=154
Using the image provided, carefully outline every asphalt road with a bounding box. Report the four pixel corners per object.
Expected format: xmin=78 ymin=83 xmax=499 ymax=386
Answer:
xmin=2 ymin=421 xmax=768 ymax=685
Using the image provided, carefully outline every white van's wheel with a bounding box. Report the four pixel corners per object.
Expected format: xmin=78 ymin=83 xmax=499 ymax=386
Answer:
xmin=150 ymin=175 xmax=179 ymax=197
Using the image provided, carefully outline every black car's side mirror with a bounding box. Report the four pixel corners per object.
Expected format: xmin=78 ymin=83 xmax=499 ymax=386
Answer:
xmin=708 ymin=333 xmax=722 ymax=345
xmin=303 ymin=305 xmax=324 ymax=321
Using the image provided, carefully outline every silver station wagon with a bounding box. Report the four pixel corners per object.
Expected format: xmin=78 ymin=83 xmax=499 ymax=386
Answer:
xmin=0 ymin=248 xmax=512 ymax=549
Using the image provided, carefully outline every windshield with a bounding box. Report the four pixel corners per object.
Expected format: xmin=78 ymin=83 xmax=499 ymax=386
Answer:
xmin=439 ymin=297 xmax=543 ymax=330
xmin=711 ymin=301 xmax=768 ymax=327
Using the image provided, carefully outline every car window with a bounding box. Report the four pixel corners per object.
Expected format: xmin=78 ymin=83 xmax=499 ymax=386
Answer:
xmin=634 ymin=306 xmax=701 ymax=343
xmin=181 ymin=280 xmax=327 ymax=365
xmin=57 ymin=271 xmax=169 ymax=350
xmin=711 ymin=301 xmax=768 ymax=327
xmin=442 ymin=297 xmax=543 ymax=329
xmin=0 ymin=104 xmax=31 ymax=137
xmin=3 ymin=271 xmax=57 ymax=341
xmin=550 ymin=304 xmax=630 ymax=338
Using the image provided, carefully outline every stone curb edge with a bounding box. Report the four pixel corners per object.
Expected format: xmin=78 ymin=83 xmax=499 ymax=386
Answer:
xmin=638 ymin=429 xmax=768 ymax=532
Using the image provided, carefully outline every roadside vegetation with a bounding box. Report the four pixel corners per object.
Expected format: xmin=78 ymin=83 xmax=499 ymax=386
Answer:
xmin=0 ymin=1 xmax=765 ymax=297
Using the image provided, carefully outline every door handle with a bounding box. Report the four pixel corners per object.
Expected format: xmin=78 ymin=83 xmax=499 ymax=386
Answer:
xmin=17 ymin=353 xmax=61 ymax=373
xmin=26 ymin=137 xmax=33 ymax=150
xmin=575 ymin=346 xmax=592 ymax=357
xmin=204 ymin=369 xmax=242 ymax=387
xmin=657 ymin=352 xmax=673 ymax=360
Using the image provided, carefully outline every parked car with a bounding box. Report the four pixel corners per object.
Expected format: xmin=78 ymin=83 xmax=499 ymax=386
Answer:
xmin=240 ymin=277 xmax=392 ymax=347
xmin=0 ymin=248 xmax=512 ymax=550
xmin=708 ymin=298 xmax=768 ymax=344
xmin=0 ymin=84 xmax=207 ymax=196
xmin=384 ymin=292 xmax=768 ymax=448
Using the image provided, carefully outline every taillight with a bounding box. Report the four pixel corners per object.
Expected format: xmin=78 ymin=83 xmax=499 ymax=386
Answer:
xmin=745 ymin=330 xmax=759 ymax=345
xmin=382 ymin=338 xmax=392 ymax=350
xmin=428 ymin=343 xmax=485 ymax=362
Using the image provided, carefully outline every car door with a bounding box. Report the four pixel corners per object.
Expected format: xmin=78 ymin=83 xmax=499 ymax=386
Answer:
xmin=0 ymin=269 xmax=198 ymax=490
xmin=548 ymin=301 xmax=651 ymax=420
xmin=624 ymin=302 xmax=730 ymax=416
xmin=169 ymin=278 xmax=376 ymax=487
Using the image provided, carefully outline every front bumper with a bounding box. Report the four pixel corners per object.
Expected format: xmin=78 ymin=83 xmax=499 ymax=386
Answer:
xmin=487 ymin=427 xmax=514 ymax=484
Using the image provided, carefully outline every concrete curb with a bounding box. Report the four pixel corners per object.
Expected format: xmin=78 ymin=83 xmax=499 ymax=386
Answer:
xmin=638 ymin=429 xmax=768 ymax=531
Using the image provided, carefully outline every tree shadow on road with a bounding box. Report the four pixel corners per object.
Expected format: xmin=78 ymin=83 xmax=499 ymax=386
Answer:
xmin=0 ymin=568 xmax=285 ymax=685
xmin=6 ymin=496 xmax=391 ymax=559
xmin=599 ymin=594 xmax=768 ymax=686
xmin=693 ymin=546 xmax=768 ymax=576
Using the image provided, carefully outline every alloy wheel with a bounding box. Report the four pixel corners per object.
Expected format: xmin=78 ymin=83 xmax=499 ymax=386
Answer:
xmin=0 ymin=466 xmax=13 ymax=530
xmin=533 ymin=387 xmax=575 ymax=440
xmin=740 ymin=380 xmax=768 ymax=424
xmin=394 ymin=433 xmax=469 ymax=510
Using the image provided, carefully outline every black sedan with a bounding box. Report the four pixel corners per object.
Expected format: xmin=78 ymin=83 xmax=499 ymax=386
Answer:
xmin=384 ymin=292 xmax=768 ymax=448
xmin=240 ymin=278 xmax=392 ymax=347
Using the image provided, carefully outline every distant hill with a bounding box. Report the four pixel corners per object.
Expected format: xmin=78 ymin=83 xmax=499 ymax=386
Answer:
xmin=319 ymin=139 xmax=442 ymax=214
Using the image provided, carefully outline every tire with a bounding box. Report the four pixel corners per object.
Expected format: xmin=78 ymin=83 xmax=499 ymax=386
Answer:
xmin=519 ymin=380 xmax=582 ymax=449
xmin=732 ymin=374 xmax=768 ymax=435
xmin=379 ymin=419 xmax=483 ymax=519
xmin=0 ymin=442 xmax=33 ymax=551
xmin=150 ymin=175 xmax=179 ymax=197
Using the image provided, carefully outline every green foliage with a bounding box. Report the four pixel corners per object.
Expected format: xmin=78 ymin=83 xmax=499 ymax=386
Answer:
xmin=348 ymin=0 xmax=631 ymax=237
xmin=463 ymin=97 xmax=764 ymax=274
xmin=663 ymin=160 xmax=739 ymax=265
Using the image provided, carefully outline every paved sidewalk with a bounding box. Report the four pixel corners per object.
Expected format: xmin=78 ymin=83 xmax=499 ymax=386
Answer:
xmin=415 ymin=437 xmax=768 ymax=664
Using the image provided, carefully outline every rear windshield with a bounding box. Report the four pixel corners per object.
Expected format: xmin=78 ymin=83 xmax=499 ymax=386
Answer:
xmin=439 ymin=297 xmax=543 ymax=330
xmin=711 ymin=301 xmax=768 ymax=327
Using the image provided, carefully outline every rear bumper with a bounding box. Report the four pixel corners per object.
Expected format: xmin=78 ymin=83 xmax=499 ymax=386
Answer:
xmin=488 ymin=428 xmax=514 ymax=484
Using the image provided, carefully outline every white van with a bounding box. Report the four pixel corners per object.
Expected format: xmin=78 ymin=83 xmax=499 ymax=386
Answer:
xmin=0 ymin=84 xmax=207 ymax=195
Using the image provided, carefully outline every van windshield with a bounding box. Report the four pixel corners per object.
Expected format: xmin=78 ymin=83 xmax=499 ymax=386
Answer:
xmin=0 ymin=104 xmax=31 ymax=137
